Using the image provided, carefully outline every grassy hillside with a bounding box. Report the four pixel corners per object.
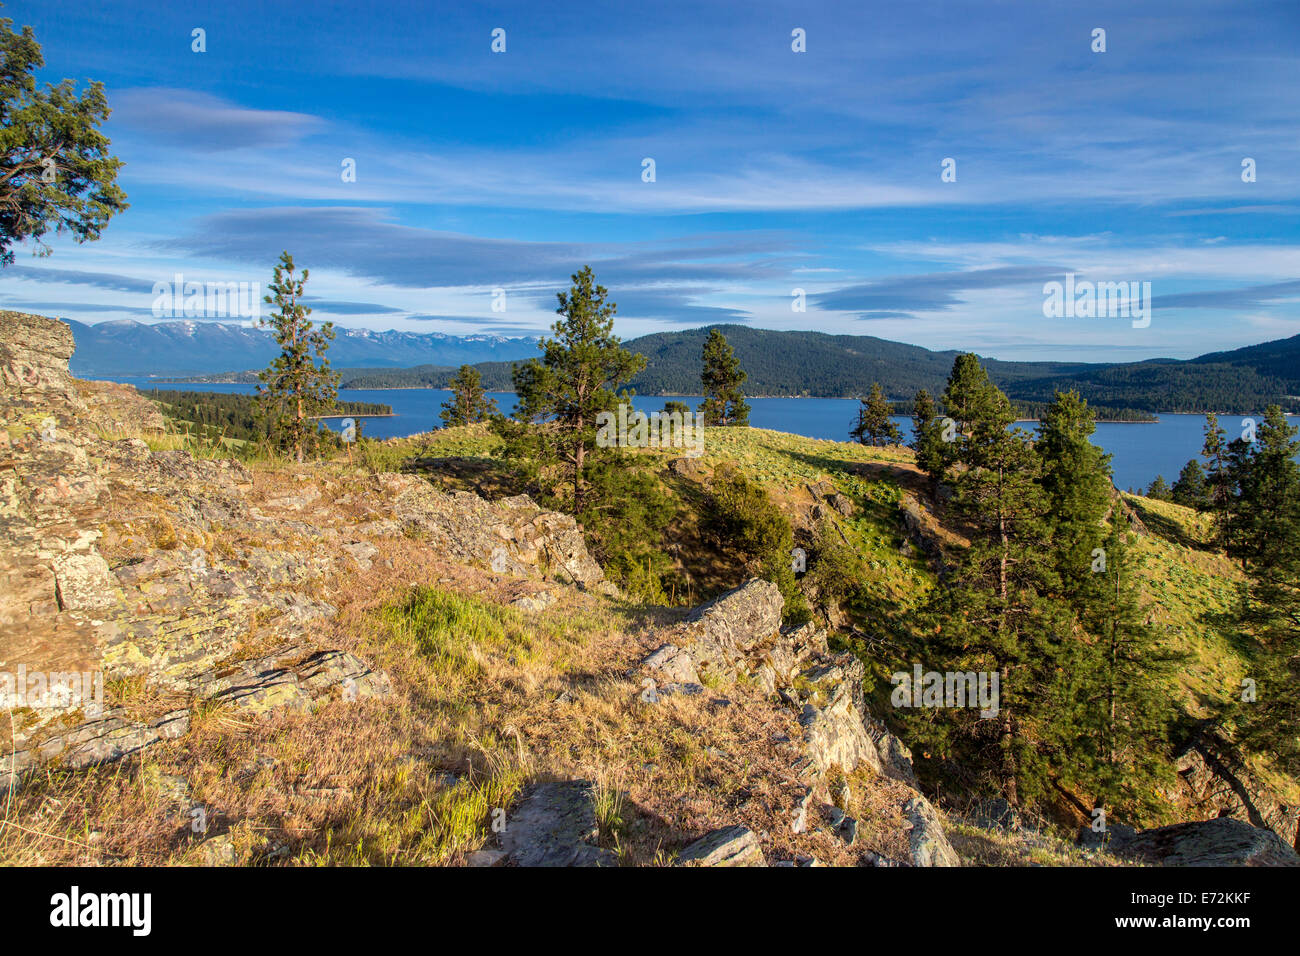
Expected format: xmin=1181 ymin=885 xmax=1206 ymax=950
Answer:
xmin=387 ymin=422 xmax=1250 ymax=721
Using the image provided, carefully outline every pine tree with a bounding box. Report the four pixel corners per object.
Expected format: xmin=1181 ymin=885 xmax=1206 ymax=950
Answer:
xmin=920 ymin=357 xmax=1072 ymax=809
xmin=1145 ymin=475 xmax=1171 ymax=500
xmin=699 ymin=329 xmax=750 ymax=426
xmin=1030 ymin=391 xmax=1178 ymax=817
xmin=1036 ymin=390 xmax=1112 ymax=609
xmin=0 ymin=16 xmax=128 ymax=263
xmin=1171 ymin=459 xmax=1209 ymax=509
xmin=1225 ymin=407 xmax=1300 ymax=575
xmin=255 ymin=252 xmax=338 ymax=463
xmin=938 ymin=353 xmax=1005 ymax=476
xmin=1069 ymin=526 xmax=1179 ymax=818
xmin=911 ymin=388 xmax=947 ymax=498
xmin=1202 ymin=413 xmax=1232 ymax=533
xmin=439 ymin=365 xmax=497 ymax=427
xmin=850 ymin=382 xmax=903 ymax=447
xmin=501 ymin=266 xmax=645 ymax=514
xmin=1224 ymin=407 xmax=1300 ymax=785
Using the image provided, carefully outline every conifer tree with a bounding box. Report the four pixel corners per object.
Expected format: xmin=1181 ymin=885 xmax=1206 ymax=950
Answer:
xmin=439 ymin=365 xmax=497 ymax=427
xmin=1224 ymin=407 xmax=1300 ymax=783
xmin=1036 ymin=390 xmax=1112 ymax=608
xmin=499 ymin=266 xmax=645 ymax=514
xmin=1225 ymin=407 xmax=1299 ymax=575
xmin=1201 ymin=413 xmax=1232 ymax=539
xmin=1202 ymin=413 xmax=1230 ymax=505
xmin=699 ymin=329 xmax=750 ymax=426
xmin=1171 ymin=459 xmax=1209 ymax=509
xmin=850 ymin=382 xmax=903 ymax=447
xmin=255 ymin=252 xmax=338 ymax=463
xmin=911 ymin=388 xmax=947 ymax=497
xmin=1145 ymin=475 xmax=1171 ymax=500
xmin=938 ymin=353 xmax=1004 ymax=476
xmin=921 ymin=356 xmax=1071 ymax=808
xmin=1065 ymin=525 xmax=1179 ymax=818
xmin=0 ymin=16 xmax=128 ymax=263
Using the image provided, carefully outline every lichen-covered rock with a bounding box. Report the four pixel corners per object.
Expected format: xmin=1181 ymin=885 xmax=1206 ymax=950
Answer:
xmin=800 ymin=694 xmax=880 ymax=777
xmin=640 ymin=643 xmax=700 ymax=684
xmin=380 ymin=476 xmax=608 ymax=589
xmin=1118 ymin=818 xmax=1300 ymax=867
xmin=866 ymin=718 xmax=919 ymax=787
xmin=0 ymin=310 xmax=76 ymax=393
xmin=675 ymin=826 xmax=766 ymax=866
xmin=753 ymin=621 xmax=827 ymax=693
xmin=0 ymin=313 xmax=431 ymax=789
xmin=665 ymin=578 xmax=783 ymax=681
xmin=511 ymin=589 xmax=556 ymax=612
xmin=52 ymin=549 xmax=122 ymax=613
xmin=1172 ymin=746 xmax=1299 ymax=849
xmin=1 ymin=708 xmax=192 ymax=791
xmin=903 ymin=794 xmax=960 ymax=867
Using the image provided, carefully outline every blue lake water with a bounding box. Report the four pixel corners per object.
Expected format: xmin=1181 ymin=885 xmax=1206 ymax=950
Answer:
xmin=118 ymin=379 xmax=1296 ymax=494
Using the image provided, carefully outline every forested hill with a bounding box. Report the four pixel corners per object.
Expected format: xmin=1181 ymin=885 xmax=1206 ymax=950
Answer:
xmin=337 ymin=325 xmax=1300 ymax=414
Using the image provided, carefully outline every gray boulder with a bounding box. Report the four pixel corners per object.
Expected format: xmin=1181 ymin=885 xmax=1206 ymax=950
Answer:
xmin=903 ymin=794 xmax=960 ymax=867
xmin=1118 ymin=817 xmax=1300 ymax=867
xmin=673 ymin=579 xmax=783 ymax=680
xmin=675 ymin=826 xmax=766 ymax=866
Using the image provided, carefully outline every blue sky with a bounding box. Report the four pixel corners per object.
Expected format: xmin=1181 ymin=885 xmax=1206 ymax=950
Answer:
xmin=2 ymin=0 xmax=1299 ymax=360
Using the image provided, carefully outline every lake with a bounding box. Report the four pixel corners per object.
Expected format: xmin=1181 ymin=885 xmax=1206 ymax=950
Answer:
xmin=115 ymin=379 xmax=1296 ymax=493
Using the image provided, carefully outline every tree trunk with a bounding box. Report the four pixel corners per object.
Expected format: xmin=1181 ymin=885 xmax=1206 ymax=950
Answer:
xmin=1000 ymin=703 xmax=1019 ymax=808
xmin=574 ymin=412 xmax=585 ymax=514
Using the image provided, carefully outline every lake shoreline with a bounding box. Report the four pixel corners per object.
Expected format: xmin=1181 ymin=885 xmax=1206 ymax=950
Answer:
xmin=107 ymin=376 xmax=1298 ymax=491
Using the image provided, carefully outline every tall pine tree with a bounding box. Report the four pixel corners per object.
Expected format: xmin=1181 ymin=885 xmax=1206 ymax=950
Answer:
xmin=699 ymin=329 xmax=750 ymax=426
xmin=911 ymin=388 xmax=947 ymax=498
xmin=439 ymin=365 xmax=497 ymax=427
xmin=502 ymin=266 xmax=645 ymax=514
xmin=1202 ymin=413 xmax=1232 ymax=535
xmin=850 ymin=382 xmax=903 ymax=447
xmin=255 ymin=252 xmax=338 ymax=463
xmin=1226 ymin=407 xmax=1300 ymax=785
xmin=1036 ymin=390 xmax=1111 ymax=610
xmin=1060 ymin=524 xmax=1179 ymax=820
xmin=921 ymin=357 xmax=1070 ymax=808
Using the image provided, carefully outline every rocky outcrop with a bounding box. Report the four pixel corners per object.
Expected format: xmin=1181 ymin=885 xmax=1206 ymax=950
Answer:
xmin=0 ymin=312 xmax=610 ymax=792
xmin=0 ymin=310 xmax=77 ymax=393
xmin=377 ymin=476 xmax=609 ymax=590
xmin=641 ymin=642 xmax=700 ymax=684
xmin=2 ymin=708 xmax=191 ymax=788
xmin=1118 ymin=818 xmax=1300 ymax=867
xmin=903 ymin=795 xmax=961 ymax=867
xmin=898 ymin=493 xmax=945 ymax=567
xmin=1171 ymin=744 xmax=1300 ymax=850
xmin=640 ymin=581 xmax=887 ymax=778
xmin=798 ymin=668 xmax=880 ymax=777
xmin=497 ymin=781 xmax=617 ymax=867
xmin=665 ymin=578 xmax=783 ymax=681
xmin=805 ymin=479 xmax=855 ymax=522
xmin=752 ymin=621 xmax=827 ymax=694
xmin=638 ymin=578 xmax=960 ymax=866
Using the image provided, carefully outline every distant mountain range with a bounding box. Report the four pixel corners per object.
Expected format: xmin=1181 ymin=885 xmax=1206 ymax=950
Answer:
xmin=65 ymin=318 xmax=1300 ymax=415
xmin=341 ymin=325 xmax=1300 ymax=415
xmin=65 ymin=319 xmax=539 ymax=377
